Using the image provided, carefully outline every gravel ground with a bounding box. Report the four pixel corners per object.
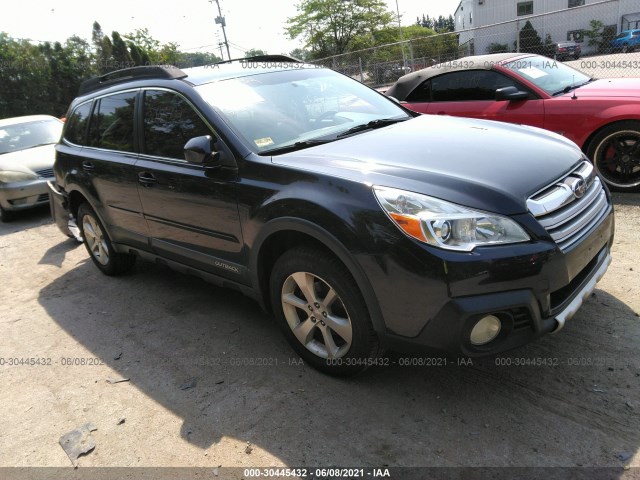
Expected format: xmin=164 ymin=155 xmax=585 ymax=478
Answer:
xmin=0 ymin=193 xmax=639 ymax=476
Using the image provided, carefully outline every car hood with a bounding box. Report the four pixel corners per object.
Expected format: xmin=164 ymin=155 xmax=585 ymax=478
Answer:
xmin=0 ymin=144 xmax=56 ymax=174
xmin=273 ymin=115 xmax=584 ymax=215
xmin=571 ymin=78 xmax=640 ymax=98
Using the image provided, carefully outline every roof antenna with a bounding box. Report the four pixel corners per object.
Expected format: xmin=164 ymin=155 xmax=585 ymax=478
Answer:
xmin=571 ymin=74 xmax=578 ymax=100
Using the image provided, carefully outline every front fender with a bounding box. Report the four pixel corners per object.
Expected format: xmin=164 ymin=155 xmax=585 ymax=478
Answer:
xmin=249 ymin=215 xmax=388 ymax=337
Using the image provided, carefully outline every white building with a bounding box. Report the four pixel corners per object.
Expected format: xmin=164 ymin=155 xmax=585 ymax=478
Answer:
xmin=454 ymin=0 xmax=640 ymax=55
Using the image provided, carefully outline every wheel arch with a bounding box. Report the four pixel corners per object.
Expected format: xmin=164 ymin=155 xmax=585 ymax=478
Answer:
xmin=582 ymin=118 xmax=640 ymax=156
xmin=66 ymin=187 xmax=115 ymax=243
xmin=250 ymin=217 xmax=387 ymax=336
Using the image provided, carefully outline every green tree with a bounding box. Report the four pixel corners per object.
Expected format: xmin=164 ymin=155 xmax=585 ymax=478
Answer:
xmin=488 ymin=42 xmax=509 ymax=54
xmin=289 ymin=48 xmax=310 ymax=61
xmin=519 ymin=20 xmax=544 ymax=54
xmin=110 ymin=31 xmax=133 ymax=69
xmin=92 ymin=22 xmax=112 ymax=74
xmin=158 ymin=42 xmax=180 ymax=65
xmin=0 ymin=22 xmax=225 ymax=117
xmin=245 ymin=48 xmax=267 ymax=57
xmin=286 ymin=0 xmax=394 ymax=58
xmin=0 ymin=33 xmax=50 ymax=117
xmin=177 ymin=51 xmax=222 ymax=68
xmin=584 ymin=20 xmax=616 ymax=53
xmin=124 ymin=28 xmax=160 ymax=64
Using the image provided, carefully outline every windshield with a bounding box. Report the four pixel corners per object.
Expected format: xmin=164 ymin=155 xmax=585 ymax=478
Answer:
xmin=0 ymin=118 xmax=63 ymax=155
xmin=504 ymin=55 xmax=591 ymax=96
xmin=195 ymin=68 xmax=410 ymax=154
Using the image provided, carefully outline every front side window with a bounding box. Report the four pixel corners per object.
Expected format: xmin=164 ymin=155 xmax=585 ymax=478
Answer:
xmin=88 ymin=91 xmax=136 ymax=152
xmin=142 ymin=90 xmax=212 ymax=159
xmin=407 ymin=80 xmax=432 ymax=102
xmin=517 ymin=1 xmax=533 ymax=16
xmin=430 ymin=70 xmax=521 ymax=102
xmin=64 ymin=103 xmax=91 ymax=146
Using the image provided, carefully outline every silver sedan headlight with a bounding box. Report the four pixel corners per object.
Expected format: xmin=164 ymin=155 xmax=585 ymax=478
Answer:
xmin=0 ymin=170 xmax=38 ymax=184
xmin=374 ymin=186 xmax=530 ymax=251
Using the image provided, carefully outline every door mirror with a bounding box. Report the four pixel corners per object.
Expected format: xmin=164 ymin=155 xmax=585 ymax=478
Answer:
xmin=495 ymin=86 xmax=529 ymax=101
xmin=183 ymin=135 xmax=220 ymax=166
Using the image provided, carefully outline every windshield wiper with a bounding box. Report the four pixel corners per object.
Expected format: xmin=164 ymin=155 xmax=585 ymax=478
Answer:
xmin=336 ymin=117 xmax=409 ymax=138
xmin=552 ymin=78 xmax=595 ymax=96
xmin=21 ymin=142 xmax=56 ymax=150
xmin=261 ymin=138 xmax=333 ymax=155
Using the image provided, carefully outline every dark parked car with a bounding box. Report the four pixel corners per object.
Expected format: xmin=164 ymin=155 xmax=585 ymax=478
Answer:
xmin=386 ymin=53 xmax=640 ymax=191
xmin=552 ymin=41 xmax=581 ymax=60
xmin=49 ymin=58 xmax=614 ymax=375
xmin=0 ymin=115 xmax=63 ymax=221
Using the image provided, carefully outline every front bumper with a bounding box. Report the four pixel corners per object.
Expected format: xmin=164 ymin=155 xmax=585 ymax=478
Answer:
xmin=0 ymin=178 xmax=50 ymax=211
xmin=367 ymin=206 xmax=615 ymax=357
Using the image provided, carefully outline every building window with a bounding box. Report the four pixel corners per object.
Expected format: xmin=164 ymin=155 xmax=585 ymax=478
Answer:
xmin=568 ymin=0 xmax=585 ymax=7
xmin=517 ymin=1 xmax=533 ymax=16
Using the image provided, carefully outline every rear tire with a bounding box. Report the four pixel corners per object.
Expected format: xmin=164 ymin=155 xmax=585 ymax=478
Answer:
xmin=270 ymin=246 xmax=382 ymax=376
xmin=78 ymin=203 xmax=136 ymax=275
xmin=586 ymin=121 xmax=640 ymax=192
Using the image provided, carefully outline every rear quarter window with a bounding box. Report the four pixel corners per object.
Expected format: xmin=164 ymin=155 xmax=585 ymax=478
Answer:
xmin=64 ymin=102 xmax=92 ymax=145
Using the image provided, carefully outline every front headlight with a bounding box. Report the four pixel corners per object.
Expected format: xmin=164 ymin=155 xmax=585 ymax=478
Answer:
xmin=373 ymin=186 xmax=530 ymax=251
xmin=0 ymin=170 xmax=38 ymax=184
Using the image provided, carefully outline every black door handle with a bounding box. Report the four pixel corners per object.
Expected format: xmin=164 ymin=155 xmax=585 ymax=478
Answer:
xmin=81 ymin=161 xmax=95 ymax=171
xmin=138 ymin=172 xmax=157 ymax=187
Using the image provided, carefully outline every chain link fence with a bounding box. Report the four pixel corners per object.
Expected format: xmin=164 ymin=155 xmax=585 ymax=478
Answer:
xmin=312 ymin=0 xmax=640 ymax=87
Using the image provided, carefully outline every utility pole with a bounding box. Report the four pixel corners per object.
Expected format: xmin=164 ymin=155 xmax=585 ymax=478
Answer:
xmin=395 ymin=0 xmax=408 ymax=71
xmin=210 ymin=0 xmax=231 ymax=60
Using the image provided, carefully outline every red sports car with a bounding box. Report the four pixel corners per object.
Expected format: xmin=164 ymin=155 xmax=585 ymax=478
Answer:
xmin=385 ymin=53 xmax=640 ymax=191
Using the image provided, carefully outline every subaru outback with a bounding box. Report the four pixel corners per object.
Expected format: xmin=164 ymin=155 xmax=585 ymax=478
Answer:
xmin=49 ymin=56 xmax=614 ymax=375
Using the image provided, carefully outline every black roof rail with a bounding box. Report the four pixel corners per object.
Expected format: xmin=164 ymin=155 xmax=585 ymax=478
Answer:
xmin=78 ymin=65 xmax=188 ymax=95
xmin=215 ymin=54 xmax=303 ymax=65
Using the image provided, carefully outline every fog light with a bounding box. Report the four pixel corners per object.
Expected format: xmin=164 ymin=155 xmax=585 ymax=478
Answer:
xmin=470 ymin=315 xmax=502 ymax=345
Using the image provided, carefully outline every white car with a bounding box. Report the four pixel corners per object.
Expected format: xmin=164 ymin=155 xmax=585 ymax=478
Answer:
xmin=0 ymin=115 xmax=63 ymax=222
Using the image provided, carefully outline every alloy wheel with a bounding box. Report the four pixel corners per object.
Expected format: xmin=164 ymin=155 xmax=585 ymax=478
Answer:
xmin=593 ymin=130 xmax=640 ymax=189
xmin=82 ymin=214 xmax=110 ymax=265
xmin=281 ymin=271 xmax=353 ymax=359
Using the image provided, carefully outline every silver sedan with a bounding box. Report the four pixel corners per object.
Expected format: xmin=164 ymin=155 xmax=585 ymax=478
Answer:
xmin=0 ymin=115 xmax=63 ymax=222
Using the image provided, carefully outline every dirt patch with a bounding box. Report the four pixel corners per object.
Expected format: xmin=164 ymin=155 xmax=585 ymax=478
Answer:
xmin=0 ymin=195 xmax=639 ymax=470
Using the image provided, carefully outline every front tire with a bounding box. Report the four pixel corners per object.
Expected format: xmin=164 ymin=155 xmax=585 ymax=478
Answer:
xmin=0 ymin=207 xmax=14 ymax=223
xmin=78 ymin=203 xmax=136 ymax=275
xmin=587 ymin=121 xmax=640 ymax=192
xmin=270 ymin=247 xmax=381 ymax=376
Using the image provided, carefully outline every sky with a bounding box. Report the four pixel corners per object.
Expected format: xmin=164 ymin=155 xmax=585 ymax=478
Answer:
xmin=0 ymin=0 xmax=460 ymax=58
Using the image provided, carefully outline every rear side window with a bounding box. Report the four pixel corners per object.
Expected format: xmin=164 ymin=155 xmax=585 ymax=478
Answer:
xmin=64 ymin=103 xmax=92 ymax=145
xmin=88 ymin=92 xmax=136 ymax=152
xmin=430 ymin=70 xmax=521 ymax=102
xmin=142 ymin=90 xmax=212 ymax=159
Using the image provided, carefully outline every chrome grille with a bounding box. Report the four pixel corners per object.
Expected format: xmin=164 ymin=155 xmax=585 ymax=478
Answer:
xmin=527 ymin=161 xmax=611 ymax=252
xmin=35 ymin=168 xmax=54 ymax=178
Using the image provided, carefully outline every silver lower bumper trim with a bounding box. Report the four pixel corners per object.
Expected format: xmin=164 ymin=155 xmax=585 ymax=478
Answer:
xmin=551 ymin=252 xmax=612 ymax=333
